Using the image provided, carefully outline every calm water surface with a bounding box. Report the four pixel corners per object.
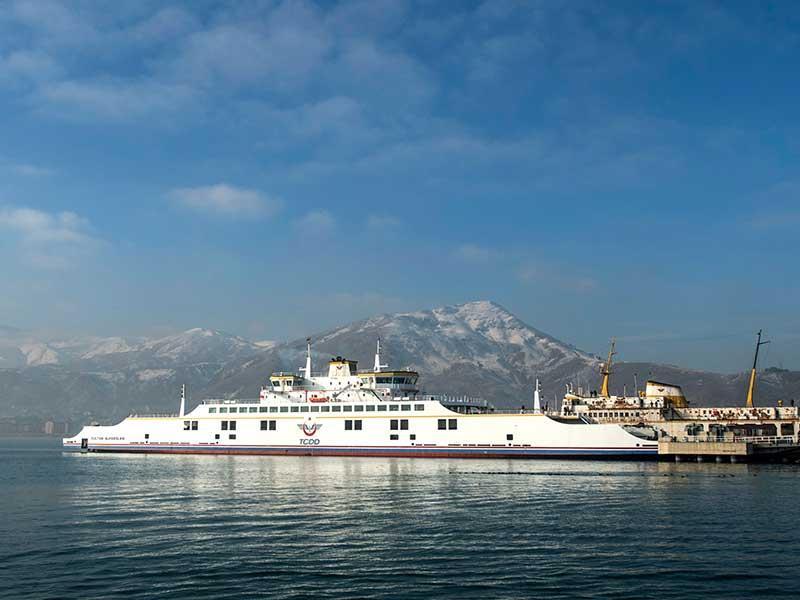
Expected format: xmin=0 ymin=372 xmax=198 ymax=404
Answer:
xmin=2 ymin=438 xmax=799 ymax=599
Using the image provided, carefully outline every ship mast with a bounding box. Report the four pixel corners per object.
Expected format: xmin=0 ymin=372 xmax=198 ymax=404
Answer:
xmin=600 ymin=338 xmax=616 ymax=397
xmin=301 ymin=338 xmax=312 ymax=379
xmin=179 ymin=384 xmax=186 ymax=417
xmin=745 ymin=329 xmax=770 ymax=408
xmin=533 ymin=378 xmax=542 ymax=414
xmin=374 ymin=338 xmax=388 ymax=372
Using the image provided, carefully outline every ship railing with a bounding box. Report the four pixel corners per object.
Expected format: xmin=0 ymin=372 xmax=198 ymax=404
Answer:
xmin=426 ymin=394 xmax=490 ymax=407
xmin=675 ymin=434 xmax=796 ymax=446
xmin=129 ymin=412 xmax=179 ymax=418
xmin=201 ymin=398 xmax=261 ymax=405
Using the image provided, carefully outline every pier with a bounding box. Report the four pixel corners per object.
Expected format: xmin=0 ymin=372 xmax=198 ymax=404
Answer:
xmin=658 ymin=435 xmax=800 ymax=463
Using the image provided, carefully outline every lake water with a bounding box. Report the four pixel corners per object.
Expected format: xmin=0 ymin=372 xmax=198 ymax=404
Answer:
xmin=2 ymin=438 xmax=799 ymax=599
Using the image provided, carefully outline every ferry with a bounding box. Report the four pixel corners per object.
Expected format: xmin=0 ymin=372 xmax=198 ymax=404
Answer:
xmin=63 ymin=340 xmax=657 ymax=459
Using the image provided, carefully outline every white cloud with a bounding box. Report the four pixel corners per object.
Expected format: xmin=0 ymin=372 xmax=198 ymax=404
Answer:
xmin=366 ymin=214 xmax=401 ymax=229
xmin=294 ymin=210 xmax=335 ymax=234
xmin=0 ymin=206 xmax=98 ymax=269
xmin=170 ymin=184 xmax=282 ymax=220
xmin=454 ymin=243 xmax=498 ymax=263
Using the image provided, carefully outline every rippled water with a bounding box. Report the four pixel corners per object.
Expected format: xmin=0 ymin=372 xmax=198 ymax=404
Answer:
xmin=2 ymin=438 xmax=800 ymax=599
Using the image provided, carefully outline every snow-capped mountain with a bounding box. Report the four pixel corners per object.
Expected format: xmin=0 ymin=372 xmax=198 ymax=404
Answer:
xmin=1 ymin=301 xmax=799 ymax=426
xmin=204 ymin=301 xmax=602 ymax=406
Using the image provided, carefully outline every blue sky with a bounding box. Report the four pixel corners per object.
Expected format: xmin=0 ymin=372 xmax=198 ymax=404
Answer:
xmin=1 ymin=0 xmax=799 ymax=372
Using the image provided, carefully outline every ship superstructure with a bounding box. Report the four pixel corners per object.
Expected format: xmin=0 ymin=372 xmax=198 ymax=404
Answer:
xmin=63 ymin=340 xmax=655 ymax=459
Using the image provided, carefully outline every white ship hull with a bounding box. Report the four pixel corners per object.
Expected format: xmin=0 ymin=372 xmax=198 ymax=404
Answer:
xmin=63 ymin=400 xmax=657 ymax=459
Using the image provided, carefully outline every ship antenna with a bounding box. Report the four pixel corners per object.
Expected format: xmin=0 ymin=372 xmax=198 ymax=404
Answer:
xmin=179 ymin=384 xmax=186 ymax=417
xmin=374 ymin=337 xmax=388 ymax=372
xmin=746 ymin=329 xmax=770 ymax=408
xmin=533 ymin=378 xmax=542 ymax=414
xmin=600 ymin=338 xmax=616 ymax=397
xmin=301 ymin=338 xmax=312 ymax=379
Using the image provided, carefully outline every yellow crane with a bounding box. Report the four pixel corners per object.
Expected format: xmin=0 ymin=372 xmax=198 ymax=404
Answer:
xmin=745 ymin=329 xmax=770 ymax=408
xmin=600 ymin=338 xmax=616 ymax=397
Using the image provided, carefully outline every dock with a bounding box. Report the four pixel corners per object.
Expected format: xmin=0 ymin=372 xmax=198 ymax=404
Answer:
xmin=658 ymin=435 xmax=800 ymax=463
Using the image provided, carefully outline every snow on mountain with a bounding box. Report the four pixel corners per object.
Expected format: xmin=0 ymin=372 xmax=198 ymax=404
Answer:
xmin=137 ymin=328 xmax=260 ymax=365
xmin=19 ymin=343 xmax=61 ymax=366
xmin=204 ymin=301 xmax=602 ymax=405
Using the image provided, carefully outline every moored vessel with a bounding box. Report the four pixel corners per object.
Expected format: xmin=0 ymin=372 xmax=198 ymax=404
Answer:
xmin=63 ymin=340 xmax=656 ymax=459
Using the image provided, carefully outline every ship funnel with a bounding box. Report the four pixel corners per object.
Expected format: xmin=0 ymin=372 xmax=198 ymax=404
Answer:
xmin=533 ymin=378 xmax=542 ymax=414
xmin=179 ymin=384 xmax=186 ymax=417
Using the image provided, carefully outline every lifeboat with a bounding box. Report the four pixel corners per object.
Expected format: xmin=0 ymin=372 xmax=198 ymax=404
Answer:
xmin=309 ymin=396 xmax=329 ymax=403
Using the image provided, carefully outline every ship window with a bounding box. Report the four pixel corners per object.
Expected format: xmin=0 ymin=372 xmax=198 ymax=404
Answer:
xmin=260 ymin=420 xmax=269 ymax=430
xmin=400 ymin=419 xmax=409 ymax=430
xmin=249 ymin=407 xmax=258 ymax=413
xmin=191 ymin=421 xmax=198 ymax=431
xmin=448 ymin=419 xmax=457 ymax=430
xmin=390 ymin=434 xmax=399 ymax=440
xmin=269 ymin=406 xmax=278 ymax=413
xmin=269 ymin=420 xmax=276 ymax=431
xmin=310 ymin=406 xmax=319 ymax=412
xmin=300 ymin=406 xmax=309 ymax=413
xmin=343 ymin=406 xmax=353 ymax=412
xmin=183 ymin=421 xmax=191 ymax=430
xmin=230 ymin=421 xmax=237 ymax=431
xmin=332 ymin=406 xmax=341 ymax=412
xmin=321 ymin=406 xmax=330 ymax=412
xmin=219 ymin=407 xmax=228 ymax=413
xmin=221 ymin=421 xmax=228 ymax=430
xmin=390 ymin=419 xmax=399 ymax=430
xmin=410 ymin=434 xmax=416 ymax=440
xmin=215 ymin=434 xmax=219 ymax=440
xmin=291 ymin=407 xmax=299 ymax=413
xmin=345 ymin=420 xmax=353 ymax=431
xmin=354 ymin=405 xmax=364 ymax=411
xmin=506 ymin=434 xmax=513 ymax=441
xmin=230 ymin=407 xmax=239 ymax=413
xmin=438 ymin=419 xmax=446 ymax=430
xmin=377 ymin=405 xmax=387 ymax=412
xmin=376 ymin=377 xmax=392 ymax=384
xmin=366 ymin=405 xmax=375 ymax=412
xmin=354 ymin=420 xmax=362 ymax=430
xmin=389 ymin=405 xmax=399 ymax=411
xmin=144 ymin=433 xmax=149 ymax=439
xmin=280 ymin=406 xmax=288 ymax=413
xmin=414 ymin=404 xmax=425 ymax=411
xmin=258 ymin=406 xmax=266 ymax=413
xmin=208 ymin=407 xmax=217 ymax=413
xmin=401 ymin=404 xmax=411 ymax=411
xmin=229 ymin=434 xmax=236 ymax=440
